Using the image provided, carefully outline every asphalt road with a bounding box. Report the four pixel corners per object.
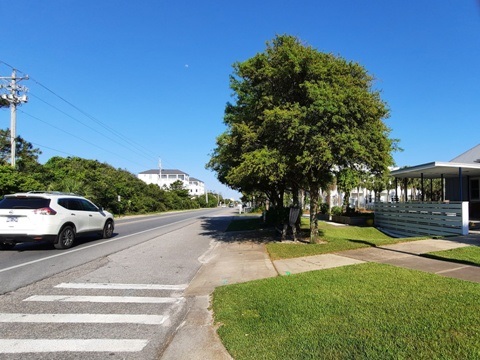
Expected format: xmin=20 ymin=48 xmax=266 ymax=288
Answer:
xmin=0 ymin=208 xmax=228 ymax=294
xmin=0 ymin=207 xmax=235 ymax=359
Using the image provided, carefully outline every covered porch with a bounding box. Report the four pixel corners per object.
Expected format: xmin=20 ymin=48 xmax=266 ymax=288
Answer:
xmin=374 ymin=162 xmax=480 ymax=237
xmin=390 ymin=162 xmax=480 ymax=220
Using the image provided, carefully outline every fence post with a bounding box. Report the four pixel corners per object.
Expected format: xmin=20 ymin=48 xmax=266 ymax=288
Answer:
xmin=462 ymin=201 xmax=469 ymax=235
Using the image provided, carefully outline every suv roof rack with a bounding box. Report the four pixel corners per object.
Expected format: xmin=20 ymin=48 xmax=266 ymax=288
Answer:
xmin=27 ymin=191 xmax=80 ymax=196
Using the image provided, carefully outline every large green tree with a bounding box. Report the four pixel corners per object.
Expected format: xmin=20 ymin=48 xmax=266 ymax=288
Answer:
xmin=208 ymin=35 xmax=397 ymax=242
xmin=0 ymin=165 xmax=43 ymax=195
xmin=42 ymin=157 xmax=172 ymax=214
xmin=0 ymin=128 xmax=42 ymax=172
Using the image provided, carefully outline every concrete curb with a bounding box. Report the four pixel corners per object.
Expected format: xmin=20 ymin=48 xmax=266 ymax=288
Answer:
xmin=161 ymin=240 xmax=277 ymax=360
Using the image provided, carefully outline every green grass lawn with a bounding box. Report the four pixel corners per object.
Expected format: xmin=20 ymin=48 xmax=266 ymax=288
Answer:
xmin=423 ymin=246 xmax=480 ymax=267
xmin=213 ymin=263 xmax=480 ymax=360
xmin=226 ymin=215 xmax=428 ymax=260
xmin=267 ymin=220 xmax=426 ymax=260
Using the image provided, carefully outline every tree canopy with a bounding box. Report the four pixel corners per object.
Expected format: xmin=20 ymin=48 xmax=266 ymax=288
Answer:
xmin=207 ymin=34 xmax=397 ymax=241
xmin=0 ymin=128 xmax=42 ymax=172
xmin=0 ymin=128 xmax=221 ymax=214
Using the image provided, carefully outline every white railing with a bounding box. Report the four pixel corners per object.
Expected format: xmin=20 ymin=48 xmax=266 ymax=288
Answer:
xmin=374 ymin=202 xmax=469 ymax=237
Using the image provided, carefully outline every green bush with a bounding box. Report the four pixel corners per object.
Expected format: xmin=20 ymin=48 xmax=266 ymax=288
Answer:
xmin=319 ymin=202 xmax=329 ymax=214
xmin=331 ymin=206 xmax=343 ymax=216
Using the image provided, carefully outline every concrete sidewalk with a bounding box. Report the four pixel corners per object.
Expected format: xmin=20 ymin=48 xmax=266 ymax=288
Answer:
xmin=161 ymin=233 xmax=480 ymax=360
xmin=274 ymin=235 xmax=480 ymax=283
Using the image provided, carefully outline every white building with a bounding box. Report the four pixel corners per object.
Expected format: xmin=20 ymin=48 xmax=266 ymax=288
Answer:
xmin=137 ymin=169 xmax=205 ymax=196
xmin=189 ymin=177 xmax=206 ymax=196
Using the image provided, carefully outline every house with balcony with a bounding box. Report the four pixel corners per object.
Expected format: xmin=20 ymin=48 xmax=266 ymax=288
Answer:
xmin=188 ymin=177 xmax=205 ymax=196
xmin=138 ymin=169 xmax=189 ymax=189
xmin=137 ymin=169 xmax=205 ymax=196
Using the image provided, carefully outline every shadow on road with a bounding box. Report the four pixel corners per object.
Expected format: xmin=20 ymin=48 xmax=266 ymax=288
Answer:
xmin=7 ymin=233 xmax=120 ymax=252
xmin=198 ymin=214 xmax=281 ymax=244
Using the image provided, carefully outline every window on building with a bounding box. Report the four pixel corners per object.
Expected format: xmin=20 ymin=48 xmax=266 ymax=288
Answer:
xmin=168 ymin=175 xmax=176 ymax=179
xmin=178 ymin=175 xmax=184 ymax=180
xmin=471 ymin=179 xmax=480 ymax=200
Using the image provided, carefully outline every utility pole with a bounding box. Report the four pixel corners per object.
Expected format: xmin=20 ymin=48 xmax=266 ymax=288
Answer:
xmin=0 ymin=69 xmax=29 ymax=167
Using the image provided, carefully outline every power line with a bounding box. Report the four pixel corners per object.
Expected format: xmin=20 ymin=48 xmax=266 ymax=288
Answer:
xmin=29 ymin=141 xmax=76 ymax=157
xmin=27 ymin=93 xmax=155 ymax=162
xmin=28 ymin=77 xmax=159 ymax=160
xmin=19 ymin=110 xmax=154 ymax=169
xmin=0 ymin=60 xmax=161 ymax=166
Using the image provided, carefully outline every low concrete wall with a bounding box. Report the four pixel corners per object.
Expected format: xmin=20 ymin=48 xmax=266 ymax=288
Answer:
xmin=331 ymin=215 xmax=368 ymax=226
xmin=374 ymin=202 xmax=469 ymax=237
xmin=317 ymin=214 xmax=330 ymax=221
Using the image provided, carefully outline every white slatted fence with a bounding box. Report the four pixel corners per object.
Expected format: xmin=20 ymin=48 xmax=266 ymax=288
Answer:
xmin=374 ymin=202 xmax=469 ymax=237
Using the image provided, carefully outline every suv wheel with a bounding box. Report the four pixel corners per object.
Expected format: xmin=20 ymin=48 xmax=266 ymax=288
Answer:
xmin=55 ymin=225 xmax=75 ymax=249
xmin=102 ymin=220 xmax=114 ymax=239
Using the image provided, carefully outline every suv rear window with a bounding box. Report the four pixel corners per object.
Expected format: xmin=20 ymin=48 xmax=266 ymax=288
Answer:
xmin=0 ymin=197 xmax=51 ymax=209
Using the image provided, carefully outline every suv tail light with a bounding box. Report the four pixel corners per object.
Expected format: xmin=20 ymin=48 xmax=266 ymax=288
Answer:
xmin=34 ymin=207 xmax=57 ymax=215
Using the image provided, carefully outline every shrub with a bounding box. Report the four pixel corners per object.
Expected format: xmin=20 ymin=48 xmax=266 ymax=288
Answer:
xmin=331 ymin=206 xmax=343 ymax=216
xmin=319 ymin=203 xmax=329 ymax=214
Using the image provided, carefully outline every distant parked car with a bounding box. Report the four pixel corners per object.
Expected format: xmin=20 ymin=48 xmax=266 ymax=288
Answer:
xmin=0 ymin=192 xmax=114 ymax=250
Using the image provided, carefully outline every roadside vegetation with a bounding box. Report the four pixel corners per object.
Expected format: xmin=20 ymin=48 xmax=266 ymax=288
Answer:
xmin=207 ymin=34 xmax=399 ymax=243
xmin=0 ymin=131 xmax=221 ymax=214
xmin=213 ymin=263 xmax=480 ymax=360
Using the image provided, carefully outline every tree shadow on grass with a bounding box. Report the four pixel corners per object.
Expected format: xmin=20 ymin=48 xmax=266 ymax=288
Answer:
xmin=347 ymin=239 xmax=378 ymax=247
xmin=347 ymin=239 xmax=480 ymax=268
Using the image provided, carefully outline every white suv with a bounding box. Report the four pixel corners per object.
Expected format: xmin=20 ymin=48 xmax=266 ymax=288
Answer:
xmin=0 ymin=192 xmax=114 ymax=250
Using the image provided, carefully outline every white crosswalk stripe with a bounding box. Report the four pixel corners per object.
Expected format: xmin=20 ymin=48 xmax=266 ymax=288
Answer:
xmin=24 ymin=294 xmax=183 ymax=304
xmin=55 ymin=282 xmax=188 ymax=290
xmin=0 ymin=282 xmax=187 ymax=356
xmin=0 ymin=339 xmax=149 ymax=353
xmin=0 ymin=313 xmax=168 ymax=324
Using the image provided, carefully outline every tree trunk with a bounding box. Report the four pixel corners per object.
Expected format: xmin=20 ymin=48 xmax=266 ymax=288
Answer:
xmin=309 ymin=186 xmax=319 ymax=244
xmin=292 ymin=185 xmax=302 ymax=238
xmin=326 ymin=188 xmax=332 ymax=220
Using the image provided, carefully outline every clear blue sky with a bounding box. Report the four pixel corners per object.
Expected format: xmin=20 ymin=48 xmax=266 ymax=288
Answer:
xmin=1 ymin=1 xmax=479 ymax=200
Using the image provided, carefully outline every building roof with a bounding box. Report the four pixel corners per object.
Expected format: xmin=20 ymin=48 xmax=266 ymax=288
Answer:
xmin=189 ymin=177 xmax=204 ymax=183
xmin=391 ymin=144 xmax=480 ymax=179
xmin=450 ymin=143 xmax=480 ymax=163
xmin=138 ymin=169 xmax=160 ymax=175
xmin=391 ymin=161 xmax=480 ymax=179
xmin=138 ymin=169 xmax=189 ymax=175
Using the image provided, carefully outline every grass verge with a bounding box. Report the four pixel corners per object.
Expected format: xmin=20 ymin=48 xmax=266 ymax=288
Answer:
xmin=226 ymin=215 xmax=427 ymax=260
xmin=267 ymin=220 xmax=426 ymax=260
xmin=213 ymin=263 xmax=480 ymax=360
